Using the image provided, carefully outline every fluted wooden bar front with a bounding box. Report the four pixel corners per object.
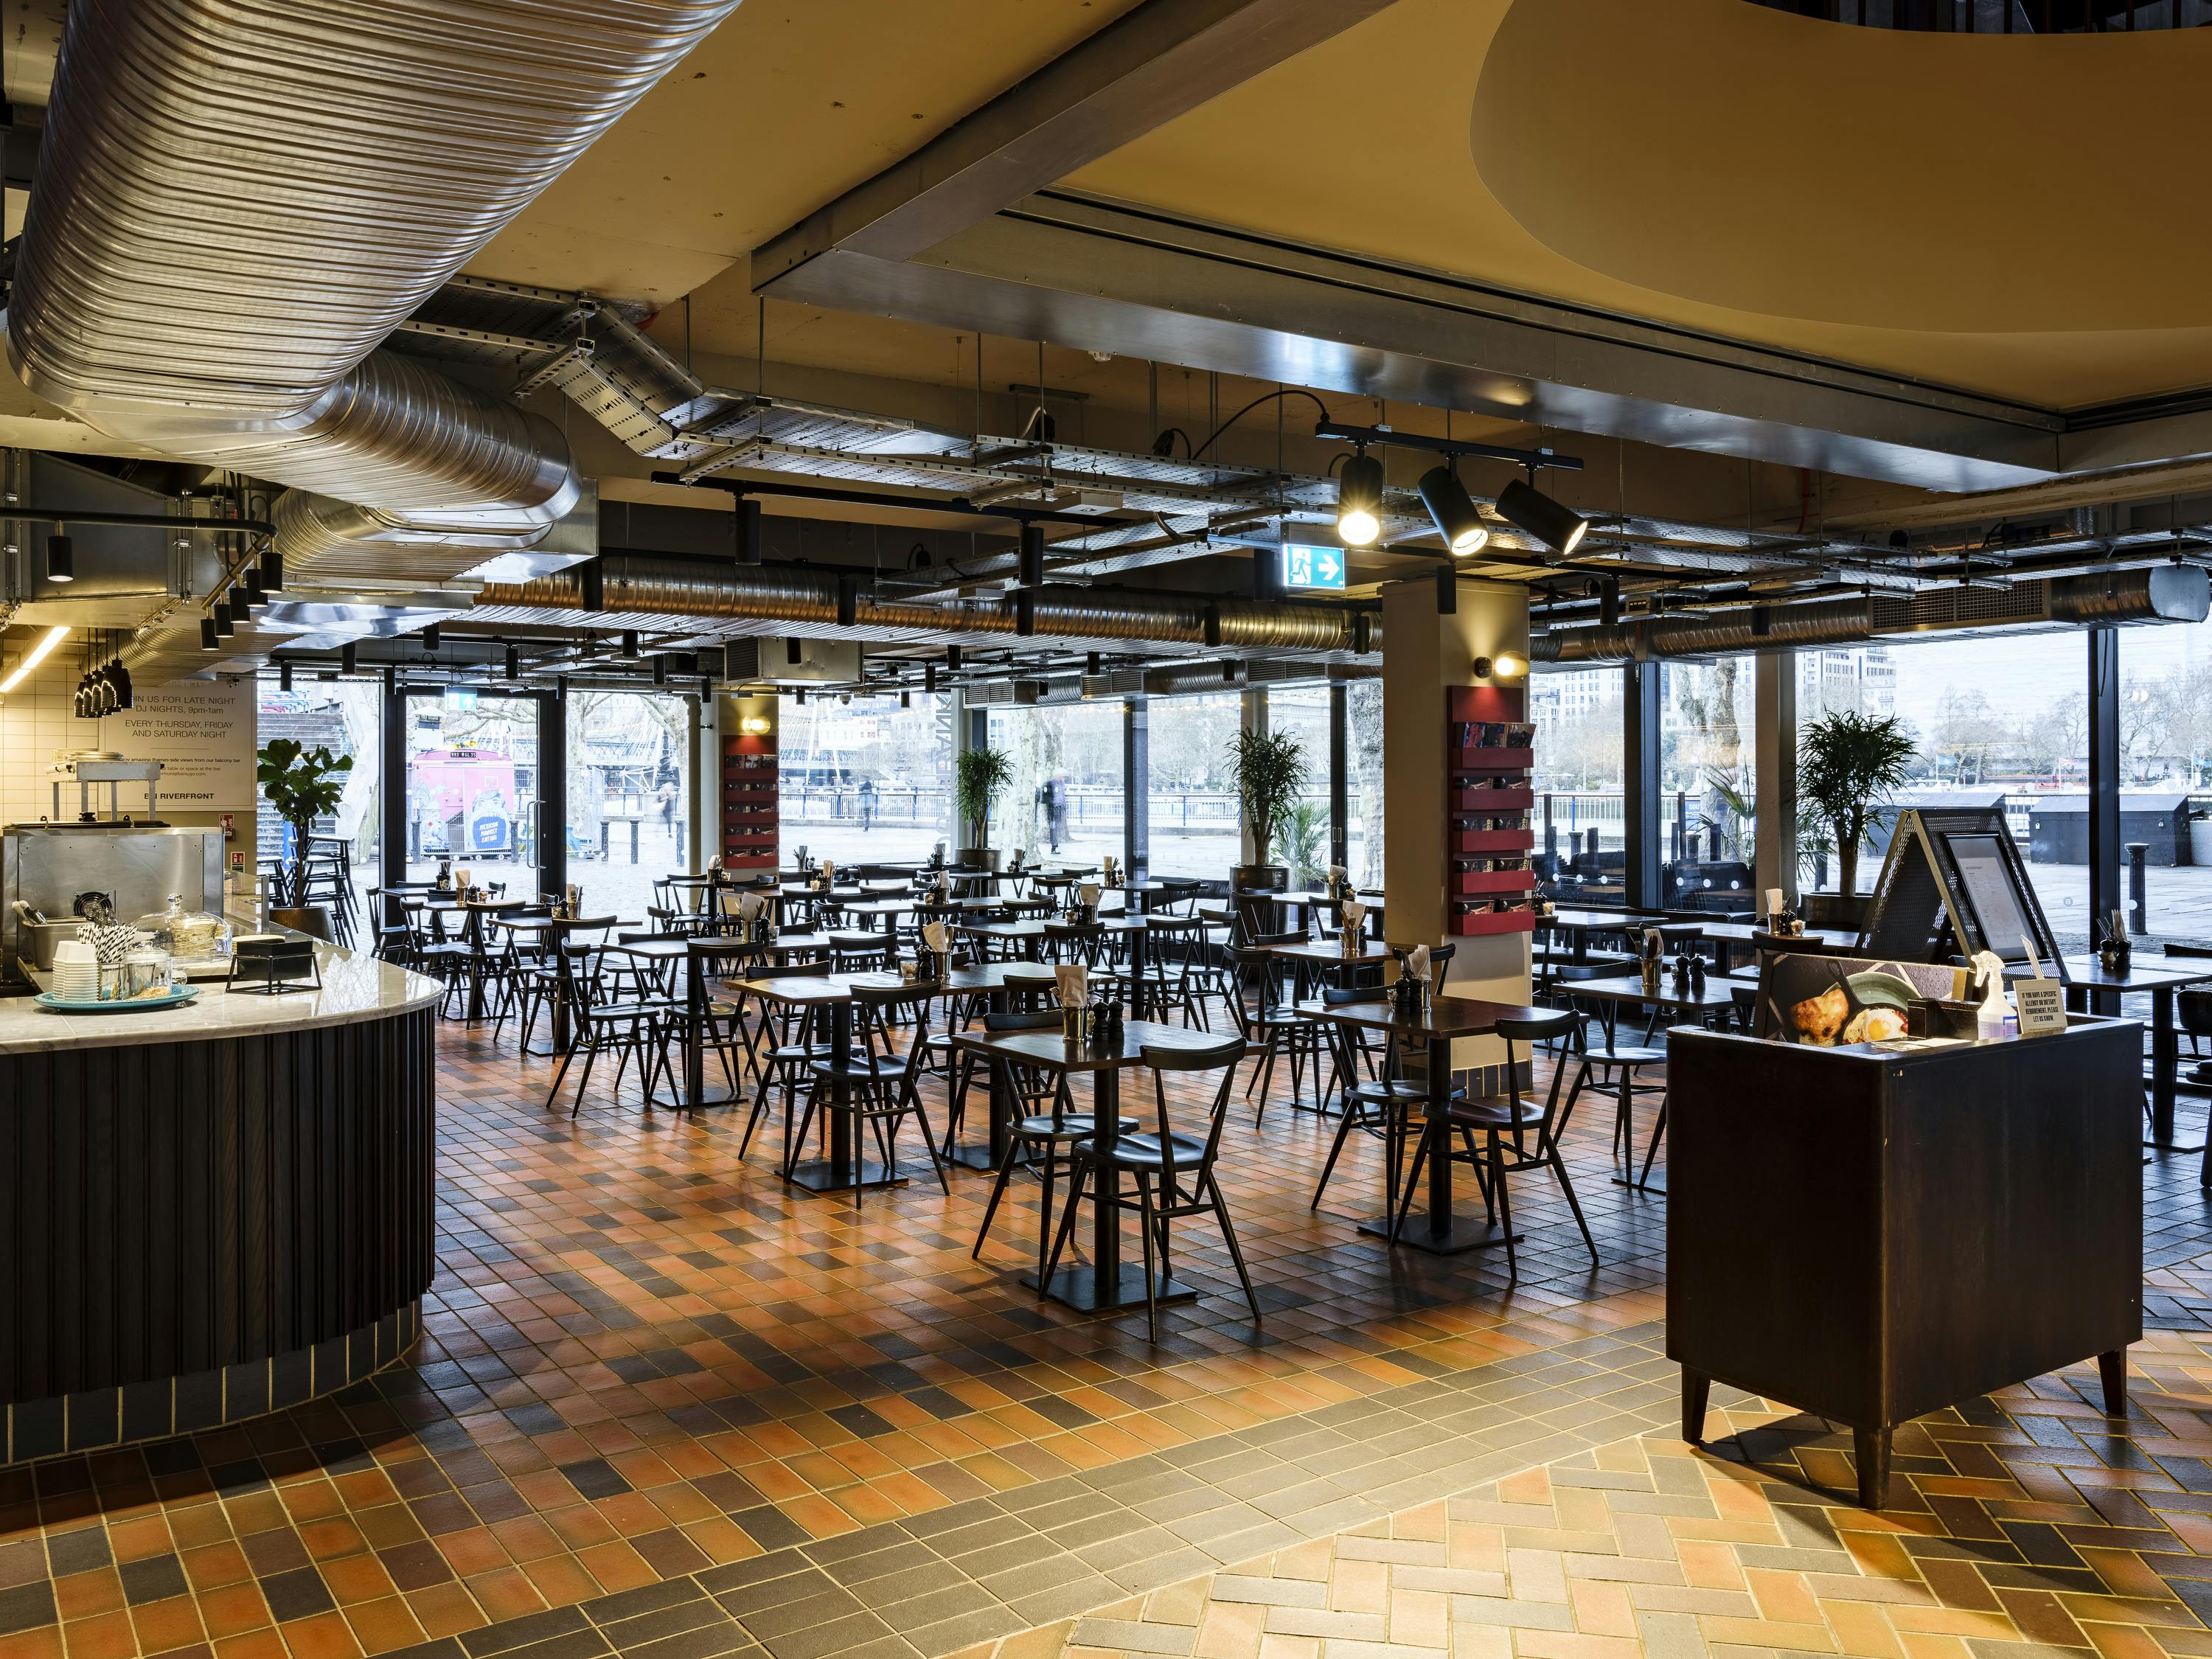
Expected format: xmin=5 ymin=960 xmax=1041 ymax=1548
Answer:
xmin=0 ymin=951 xmax=441 ymax=1464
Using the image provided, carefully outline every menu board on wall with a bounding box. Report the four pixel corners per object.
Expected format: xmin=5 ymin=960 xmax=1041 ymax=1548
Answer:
xmin=107 ymin=678 xmax=256 ymax=812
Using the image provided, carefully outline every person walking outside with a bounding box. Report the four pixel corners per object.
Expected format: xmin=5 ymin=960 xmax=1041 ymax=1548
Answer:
xmin=1048 ymin=770 xmax=1069 ymax=855
xmin=858 ymin=776 xmax=877 ymax=831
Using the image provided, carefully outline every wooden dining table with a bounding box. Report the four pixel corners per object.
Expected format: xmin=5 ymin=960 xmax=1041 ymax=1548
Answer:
xmin=1264 ymin=936 xmax=1394 ymax=995
xmin=608 ymin=936 xmax=760 ymax=1110
xmin=487 ymin=913 xmax=623 ymax=1055
xmin=1294 ymin=992 xmax=1552 ymax=1255
xmin=728 ymin=971 xmax=933 ymax=1194
xmin=950 ymin=1017 xmax=1225 ymax=1311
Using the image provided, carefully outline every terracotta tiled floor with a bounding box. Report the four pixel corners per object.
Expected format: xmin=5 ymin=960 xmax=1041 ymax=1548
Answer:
xmin=0 ymin=1010 xmax=2206 ymax=1659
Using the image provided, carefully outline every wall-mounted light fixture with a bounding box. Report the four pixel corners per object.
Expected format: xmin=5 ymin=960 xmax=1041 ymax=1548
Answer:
xmin=738 ymin=714 xmax=771 ymax=735
xmin=1471 ymin=651 xmax=1528 ymax=680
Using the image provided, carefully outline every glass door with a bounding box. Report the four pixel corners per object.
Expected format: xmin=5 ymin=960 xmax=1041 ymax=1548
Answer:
xmin=402 ymin=688 xmax=541 ymax=893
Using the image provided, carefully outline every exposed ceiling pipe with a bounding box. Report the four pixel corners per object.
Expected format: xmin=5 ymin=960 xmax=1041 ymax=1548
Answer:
xmin=478 ymin=554 xmax=1371 ymax=654
xmin=1532 ymin=566 xmax=2209 ymax=664
xmin=7 ymin=0 xmax=740 ymax=585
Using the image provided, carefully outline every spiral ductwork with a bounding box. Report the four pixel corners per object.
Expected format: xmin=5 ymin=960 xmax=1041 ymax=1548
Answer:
xmin=1532 ymin=566 xmax=2211 ymax=664
xmin=479 ymin=554 xmax=1368 ymax=653
xmin=7 ymin=0 xmax=740 ymax=582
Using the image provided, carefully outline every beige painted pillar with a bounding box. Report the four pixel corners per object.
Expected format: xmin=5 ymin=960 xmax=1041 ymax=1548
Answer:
xmin=1382 ymin=574 xmax=1532 ymax=1079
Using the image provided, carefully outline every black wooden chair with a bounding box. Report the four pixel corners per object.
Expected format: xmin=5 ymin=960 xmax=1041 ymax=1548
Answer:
xmin=969 ymin=1009 xmax=1136 ymax=1279
xmin=1042 ymin=1037 xmax=1259 ymax=1341
xmin=1392 ymin=1009 xmax=1597 ymax=1279
xmin=796 ymin=984 xmax=947 ymax=1204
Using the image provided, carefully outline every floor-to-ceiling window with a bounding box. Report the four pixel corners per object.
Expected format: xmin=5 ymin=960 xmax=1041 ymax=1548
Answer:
xmin=566 ymin=689 xmax=691 ymax=920
xmin=987 ymin=698 xmax=1122 ymax=866
xmin=1660 ymin=654 xmax=1757 ymax=910
xmin=2118 ymin=615 xmax=2212 ymax=942
xmin=1529 ymin=667 xmax=1624 ymax=892
xmin=779 ymin=691 xmax=955 ymax=865
xmin=1345 ymin=680 xmax=1384 ymax=890
xmin=1857 ymin=634 xmax=2088 ymax=945
xmin=403 ymin=688 xmax=539 ymax=892
xmin=1147 ymin=691 xmax=1243 ymax=880
xmin=257 ymin=671 xmax=381 ymax=916
xmin=1265 ymin=684 xmax=1335 ymax=888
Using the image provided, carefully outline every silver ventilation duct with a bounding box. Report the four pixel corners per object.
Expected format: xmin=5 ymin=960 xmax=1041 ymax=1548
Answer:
xmin=1531 ymin=566 xmax=2211 ymax=665
xmin=478 ymin=555 xmax=1368 ymax=655
xmin=7 ymin=0 xmax=740 ymax=584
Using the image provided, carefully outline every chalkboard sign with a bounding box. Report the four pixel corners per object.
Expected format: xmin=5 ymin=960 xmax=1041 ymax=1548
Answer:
xmin=1859 ymin=808 xmax=2064 ymax=976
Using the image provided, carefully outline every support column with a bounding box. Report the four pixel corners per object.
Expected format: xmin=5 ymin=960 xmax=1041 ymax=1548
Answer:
xmin=1329 ymin=679 xmax=1351 ymax=872
xmin=689 ymin=691 xmax=716 ymax=870
xmin=1624 ymin=661 xmax=1662 ymax=911
xmin=1239 ymin=686 xmax=1268 ymax=866
xmin=537 ymin=688 xmax=567 ymax=900
xmin=1754 ymin=650 xmax=1798 ymax=912
xmin=380 ymin=676 xmax=406 ymax=888
xmin=1123 ymin=695 xmax=1150 ymax=880
xmin=2089 ymin=626 xmax=2121 ymax=930
xmin=1382 ymin=574 xmax=1531 ymax=1085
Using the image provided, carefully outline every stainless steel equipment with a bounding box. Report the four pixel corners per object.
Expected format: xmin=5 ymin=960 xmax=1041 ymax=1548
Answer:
xmin=3 ymin=824 xmax=224 ymax=974
xmin=49 ymin=754 xmax=164 ymax=822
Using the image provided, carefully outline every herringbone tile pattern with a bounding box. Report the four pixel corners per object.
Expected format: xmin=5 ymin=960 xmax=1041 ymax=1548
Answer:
xmin=1002 ymin=1332 xmax=2212 ymax=1659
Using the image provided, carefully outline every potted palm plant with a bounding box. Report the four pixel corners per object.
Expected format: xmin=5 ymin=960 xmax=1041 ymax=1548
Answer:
xmin=954 ymin=744 xmax=1013 ymax=870
xmin=1228 ymin=726 xmax=1307 ymax=891
xmin=257 ymin=738 xmax=354 ymax=941
xmin=1798 ymin=709 xmax=1916 ymax=928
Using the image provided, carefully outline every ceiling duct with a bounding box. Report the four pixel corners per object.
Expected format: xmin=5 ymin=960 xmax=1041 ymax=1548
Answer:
xmin=477 ymin=554 xmax=1371 ymax=655
xmin=6 ymin=0 xmax=738 ymax=587
xmin=1532 ymin=566 xmax=2211 ymax=665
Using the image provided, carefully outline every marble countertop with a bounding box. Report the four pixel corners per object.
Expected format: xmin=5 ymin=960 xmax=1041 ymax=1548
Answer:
xmin=0 ymin=942 xmax=443 ymax=1055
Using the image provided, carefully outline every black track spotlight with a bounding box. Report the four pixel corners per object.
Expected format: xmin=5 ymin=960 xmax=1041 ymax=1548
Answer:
xmin=785 ymin=637 xmax=803 ymax=667
xmin=925 ymin=661 xmax=939 ymax=695
xmin=1416 ymin=465 xmax=1489 ymax=557
xmin=795 ymin=686 xmax=807 ymax=706
xmin=1335 ymin=449 xmax=1384 ymax=548
xmin=505 ymin=642 xmax=521 ymax=681
xmin=900 ymin=689 xmax=911 ymax=709
xmin=422 ymin=623 xmax=440 ymax=653
xmin=1085 ymin=652 xmax=1102 ymax=677
xmin=946 ymin=644 xmax=963 ymax=671
xmin=213 ymin=599 xmax=235 ymax=637
xmin=1436 ymin=564 xmax=1457 ymax=615
xmin=279 ymin=661 xmax=293 ymax=692
xmin=1013 ymin=591 xmax=1035 ymax=638
xmin=653 ymin=653 xmax=669 ymax=686
xmin=619 ymin=628 xmax=640 ymax=661
xmin=200 ymin=617 xmax=219 ymax=653
xmin=836 ymin=573 xmax=858 ymax=629
xmin=341 ymin=641 xmax=357 ymax=675
xmin=735 ymin=496 xmax=763 ymax=565
xmin=383 ymin=664 xmax=397 ymax=695
xmin=1495 ymin=476 xmax=1588 ymax=555
xmin=556 ymin=675 xmax=569 ymax=700
xmin=44 ymin=532 xmax=72 ymax=583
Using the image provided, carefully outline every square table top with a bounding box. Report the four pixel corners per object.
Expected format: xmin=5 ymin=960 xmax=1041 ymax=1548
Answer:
xmin=939 ymin=961 xmax=1060 ymax=993
xmin=837 ymin=898 xmax=919 ymax=918
xmin=1561 ymin=973 xmax=1742 ymax=1012
xmin=1295 ymin=993 xmax=1551 ymax=1039
xmin=730 ymin=971 xmax=917 ymax=1006
xmin=1265 ymin=939 xmax=1394 ymax=966
xmin=1542 ymin=909 xmax=1667 ymax=932
xmin=2042 ymin=955 xmax=2212 ymax=992
xmin=951 ymin=1017 xmax=1234 ymax=1074
xmin=959 ymin=919 xmax=1048 ymax=939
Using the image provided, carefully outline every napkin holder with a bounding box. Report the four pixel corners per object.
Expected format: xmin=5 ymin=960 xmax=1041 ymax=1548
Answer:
xmin=227 ymin=933 xmax=321 ymax=995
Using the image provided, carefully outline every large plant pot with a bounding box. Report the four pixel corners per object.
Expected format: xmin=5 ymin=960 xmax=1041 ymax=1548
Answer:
xmin=268 ymin=905 xmax=334 ymax=943
xmin=1231 ymin=863 xmax=1289 ymax=894
xmin=956 ymin=846 xmax=1003 ymax=872
xmin=1802 ymin=891 xmax=1869 ymax=933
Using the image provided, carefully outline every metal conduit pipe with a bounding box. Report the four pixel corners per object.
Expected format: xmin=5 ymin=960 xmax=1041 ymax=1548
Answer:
xmin=480 ymin=554 xmax=1368 ymax=653
xmin=1531 ymin=567 xmax=2209 ymax=664
xmin=7 ymin=0 xmax=740 ymax=580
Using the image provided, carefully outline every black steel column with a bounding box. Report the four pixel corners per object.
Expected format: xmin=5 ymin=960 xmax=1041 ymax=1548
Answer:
xmin=1624 ymin=661 xmax=1662 ymax=910
xmin=1123 ymin=696 xmax=1150 ymax=880
xmin=538 ymin=689 xmax=568 ymax=898
xmin=1328 ymin=681 xmax=1350 ymax=872
xmin=2088 ymin=625 xmax=2121 ymax=931
xmin=380 ymin=678 xmax=407 ymax=888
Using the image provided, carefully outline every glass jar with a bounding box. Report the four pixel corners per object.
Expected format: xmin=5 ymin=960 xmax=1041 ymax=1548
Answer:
xmin=133 ymin=894 xmax=230 ymax=961
xmin=122 ymin=948 xmax=170 ymax=998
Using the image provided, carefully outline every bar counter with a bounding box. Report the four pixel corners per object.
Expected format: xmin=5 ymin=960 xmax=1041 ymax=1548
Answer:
xmin=0 ymin=945 xmax=442 ymax=1464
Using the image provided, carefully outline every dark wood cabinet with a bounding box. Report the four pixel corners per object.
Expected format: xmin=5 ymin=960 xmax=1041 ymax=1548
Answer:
xmin=1666 ymin=1020 xmax=2141 ymax=1507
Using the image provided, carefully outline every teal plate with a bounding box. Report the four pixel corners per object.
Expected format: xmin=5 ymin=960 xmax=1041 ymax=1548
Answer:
xmin=35 ymin=987 xmax=198 ymax=1014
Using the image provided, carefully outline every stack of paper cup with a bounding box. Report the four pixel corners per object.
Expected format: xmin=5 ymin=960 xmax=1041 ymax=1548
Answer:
xmin=49 ymin=940 xmax=96 ymax=1001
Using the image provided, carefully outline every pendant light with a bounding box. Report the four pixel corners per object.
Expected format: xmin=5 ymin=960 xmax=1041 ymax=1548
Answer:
xmin=45 ymin=531 xmax=73 ymax=583
xmin=505 ymin=642 xmax=521 ymax=681
xmin=1496 ymin=477 xmax=1589 ymax=555
xmin=1335 ymin=449 xmax=1384 ymax=548
xmin=212 ymin=598 xmax=235 ymax=637
xmin=1416 ymin=465 xmax=1489 ymax=556
xmin=200 ymin=617 xmax=220 ymax=652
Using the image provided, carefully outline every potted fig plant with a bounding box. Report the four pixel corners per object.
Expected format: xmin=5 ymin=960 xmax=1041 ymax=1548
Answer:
xmin=1798 ymin=708 xmax=1916 ymax=930
xmin=257 ymin=738 xmax=353 ymax=941
xmin=954 ymin=744 xmax=1013 ymax=871
xmin=1228 ymin=726 xmax=1307 ymax=892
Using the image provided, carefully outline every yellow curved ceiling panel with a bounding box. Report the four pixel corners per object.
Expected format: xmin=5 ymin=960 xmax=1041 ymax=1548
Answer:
xmin=1472 ymin=0 xmax=2212 ymax=335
